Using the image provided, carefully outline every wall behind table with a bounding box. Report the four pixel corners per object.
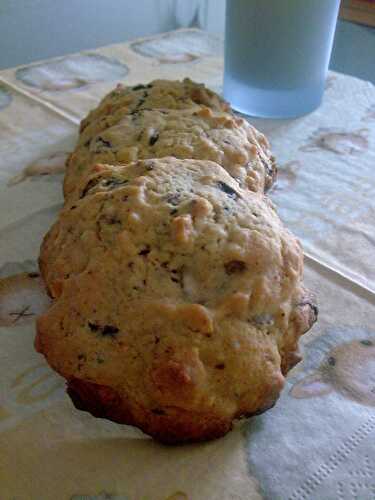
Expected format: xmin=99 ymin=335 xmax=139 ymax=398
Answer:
xmin=1 ymin=0 xmax=374 ymax=84
xmin=0 ymin=0 xmax=208 ymax=69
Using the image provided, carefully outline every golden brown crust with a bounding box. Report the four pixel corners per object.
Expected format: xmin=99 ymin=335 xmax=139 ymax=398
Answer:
xmin=66 ymin=377 xmax=233 ymax=444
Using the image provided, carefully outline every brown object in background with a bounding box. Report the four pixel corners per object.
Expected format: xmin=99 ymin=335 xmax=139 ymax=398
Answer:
xmin=340 ymin=0 xmax=375 ymax=27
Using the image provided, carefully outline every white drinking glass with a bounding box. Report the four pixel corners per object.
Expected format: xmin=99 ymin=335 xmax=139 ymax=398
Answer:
xmin=224 ymin=0 xmax=341 ymax=118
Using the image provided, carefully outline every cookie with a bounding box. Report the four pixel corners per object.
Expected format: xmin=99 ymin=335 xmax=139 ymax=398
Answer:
xmin=79 ymin=78 xmax=231 ymax=134
xmin=37 ymin=158 xmax=316 ymax=443
xmin=65 ymin=106 xmax=275 ymax=199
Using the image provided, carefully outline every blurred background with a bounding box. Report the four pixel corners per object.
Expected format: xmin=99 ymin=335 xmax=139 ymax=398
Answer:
xmin=0 ymin=0 xmax=374 ymax=82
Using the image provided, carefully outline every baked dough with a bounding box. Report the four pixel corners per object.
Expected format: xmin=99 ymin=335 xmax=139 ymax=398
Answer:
xmin=37 ymin=158 xmax=316 ymax=443
xmin=79 ymin=78 xmax=231 ymax=135
xmin=65 ymin=106 xmax=275 ymax=199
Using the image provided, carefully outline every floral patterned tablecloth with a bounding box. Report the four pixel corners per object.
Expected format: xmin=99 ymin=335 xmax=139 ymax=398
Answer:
xmin=0 ymin=29 xmax=374 ymax=500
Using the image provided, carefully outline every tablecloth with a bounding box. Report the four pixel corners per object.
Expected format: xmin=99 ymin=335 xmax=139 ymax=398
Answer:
xmin=0 ymin=28 xmax=374 ymax=500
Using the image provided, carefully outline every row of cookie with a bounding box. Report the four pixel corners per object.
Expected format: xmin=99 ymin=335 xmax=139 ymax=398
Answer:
xmin=36 ymin=79 xmax=317 ymax=443
xmin=64 ymin=78 xmax=276 ymax=200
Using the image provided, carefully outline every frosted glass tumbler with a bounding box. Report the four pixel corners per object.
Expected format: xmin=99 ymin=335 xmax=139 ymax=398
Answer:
xmin=223 ymin=0 xmax=340 ymax=118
